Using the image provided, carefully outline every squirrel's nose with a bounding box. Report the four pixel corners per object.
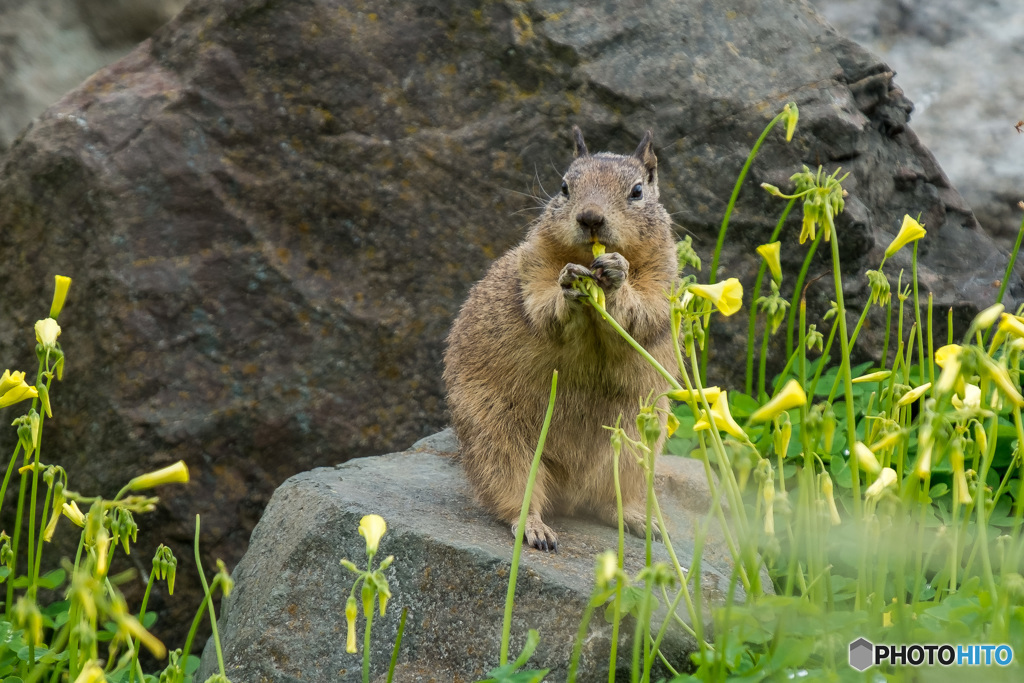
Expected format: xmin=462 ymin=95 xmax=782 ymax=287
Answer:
xmin=576 ymin=209 xmax=605 ymax=234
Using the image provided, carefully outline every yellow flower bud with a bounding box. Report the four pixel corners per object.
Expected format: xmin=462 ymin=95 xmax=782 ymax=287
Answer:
xmin=865 ymin=467 xmax=897 ymax=499
xmin=783 ymin=102 xmax=799 ymax=142
xmin=852 ymin=442 xmax=882 ymax=476
xmin=127 ymin=461 xmax=190 ymax=491
xmin=852 ymin=370 xmax=892 ymax=384
xmin=359 ymin=514 xmax=387 ymax=557
xmin=820 ymin=473 xmax=841 ymax=525
xmin=774 ymin=413 xmax=792 ymax=459
xmin=34 ymin=318 xmax=61 ymax=348
xmin=667 ymin=386 xmax=721 ymax=405
xmin=595 ymin=550 xmax=618 ymax=589
xmin=869 ymin=429 xmax=904 ymax=454
xmin=951 ymin=439 xmax=972 ymax=506
xmin=762 ymin=480 xmax=775 ymax=536
xmin=749 ymin=379 xmax=807 ymax=423
xmin=970 ymin=303 xmax=1005 ymax=335
xmin=884 ymin=214 xmax=927 ymax=258
xmin=591 ymin=240 xmax=606 ymax=258
xmin=688 ymin=278 xmax=743 ymax=316
xmin=121 ymin=614 xmax=167 ymax=659
xmin=896 ymin=382 xmax=931 ymax=407
xmin=974 ymin=421 xmax=988 ymax=459
xmin=345 ymin=595 xmax=359 ymax=654
xmin=50 ymin=275 xmax=72 ymax=320
xmin=756 ymin=242 xmax=783 ymax=284
xmin=62 ymin=501 xmax=87 ymax=527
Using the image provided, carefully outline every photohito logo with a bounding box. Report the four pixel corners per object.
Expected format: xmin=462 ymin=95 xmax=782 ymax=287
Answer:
xmin=849 ymin=638 xmax=1014 ymax=670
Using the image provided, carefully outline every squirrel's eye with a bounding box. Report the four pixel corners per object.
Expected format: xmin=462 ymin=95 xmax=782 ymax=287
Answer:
xmin=561 ymin=180 xmax=569 ymax=197
xmin=629 ymin=183 xmax=643 ymax=200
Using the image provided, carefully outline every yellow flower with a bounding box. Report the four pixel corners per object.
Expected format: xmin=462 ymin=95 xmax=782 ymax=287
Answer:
xmin=667 ymin=386 xmax=722 ymax=405
xmin=50 ymin=275 xmax=72 ymax=320
xmin=591 ymin=240 xmax=606 ymax=258
xmin=756 ymin=242 xmax=783 ymax=284
xmin=73 ymin=661 xmax=106 ymax=683
xmin=0 ymin=370 xmax=38 ymax=409
xmin=952 ymin=384 xmax=981 ymax=410
xmin=935 ymin=344 xmax=961 ymax=369
xmin=345 ymin=595 xmax=359 ymax=653
xmin=865 ymin=467 xmax=898 ymax=499
xmin=689 ymin=278 xmax=743 ymax=316
xmin=998 ymin=313 xmax=1024 ymax=340
xmin=359 ymin=514 xmax=387 ymax=557
xmin=851 ymin=370 xmax=892 ymax=384
xmin=596 ymin=551 xmax=618 ymax=589
xmin=749 ymin=379 xmax=807 ymax=423
xmin=896 ymin=382 xmax=931 ymax=407
xmin=852 ymin=442 xmax=882 ymax=476
xmin=127 ymin=461 xmax=190 ymax=491
xmin=884 ymin=215 xmax=927 ymax=258
xmin=62 ymin=501 xmax=87 ymax=527
xmin=693 ymin=392 xmax=747 ymax=440
xmin=34 ymin=318 xmax=61 ymax=348
xmin=934 ymin=344 xmax=964 ymax=396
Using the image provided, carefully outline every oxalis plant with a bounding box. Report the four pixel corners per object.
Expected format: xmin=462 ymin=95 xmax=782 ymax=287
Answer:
xmin=346 ymin=105 xmax=1024 ymax=681
xmin=0 ymin=276 xmax=235 ymax=683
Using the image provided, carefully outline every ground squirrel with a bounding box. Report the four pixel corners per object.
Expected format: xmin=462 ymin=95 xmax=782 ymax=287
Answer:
xmin=443 ymin=128 xmax=679 ymax=551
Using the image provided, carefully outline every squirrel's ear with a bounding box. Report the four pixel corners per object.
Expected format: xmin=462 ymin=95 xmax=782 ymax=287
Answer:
xmin=571 ymin=126 xmax=589 ymax=158
xmin=633 ymin=130 xmax=657 ymax=183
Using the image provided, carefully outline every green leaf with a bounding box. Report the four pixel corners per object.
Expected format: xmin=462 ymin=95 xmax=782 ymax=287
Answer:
xmin=36 ymin=568 xmax=65 ymax=591
xmin=830 ymin=453 xmax=852 ymax=488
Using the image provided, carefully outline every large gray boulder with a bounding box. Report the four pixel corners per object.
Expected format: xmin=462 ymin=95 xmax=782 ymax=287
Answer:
xmin=0 ymin=0 xmax=186 ymax=152
xmin=0 ymin=0 xmax=1012 ymax=645
xmin=812 ymin=0 xmax=1024 ymax=243
xmin=198 ymin=430 xmax=744 ymax=682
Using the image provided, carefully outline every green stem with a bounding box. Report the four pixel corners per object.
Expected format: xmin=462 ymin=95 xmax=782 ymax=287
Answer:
xmin=827 ymin=220 xmax=861 ymax=519
xmin=745 ymin=198 xmax=797 ymax=394
xmin=704 ymin=109 xmax=790 ymax=380
xmin=995 ymin=209 xmax=1024 ymax=307
xmin=500 ymin=371 xmax=558 ymax=666
xmin=193 ymin=516 xmax=226 ymax=678
xmin=385 ymin=607 xmax=408 ymax=683
xmin=363 ymin=605 xmax=374 ymax=683
xmin=786 ymin=230 xmax=824 ymax=357
xmin=128 ymin=567 xmax=158 ymax=683
xmin=912 ymin=243 xmax=926 ymax=385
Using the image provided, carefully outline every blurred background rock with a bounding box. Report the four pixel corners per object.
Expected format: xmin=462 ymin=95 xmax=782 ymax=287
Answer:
xmin=813 ymin=0 xmax=1024 ymax=243
xmin=0 ymin=0 xmax=187 ymax=152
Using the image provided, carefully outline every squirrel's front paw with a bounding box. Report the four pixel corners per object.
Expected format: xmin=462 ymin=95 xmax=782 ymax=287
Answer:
xmin=558 ymin=262 xmax=594 ymax=301
xmin=590 ymin=252 xmax=628 ymax=292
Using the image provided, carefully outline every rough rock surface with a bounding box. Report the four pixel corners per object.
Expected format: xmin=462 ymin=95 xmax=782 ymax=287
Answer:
xmin=0 ymin=0 xmax=1015 ymax=644
xmin=198 ymin=430 xmax=742 ymax=682
xmin=0 ymin=0 xmax=186 ymax=151
xmin=812 ymin=0 xmax=1024 ymax=243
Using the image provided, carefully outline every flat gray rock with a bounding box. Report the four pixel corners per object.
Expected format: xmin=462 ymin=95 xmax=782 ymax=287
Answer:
xmin=199 ymin=430 xmax=747 ymax=681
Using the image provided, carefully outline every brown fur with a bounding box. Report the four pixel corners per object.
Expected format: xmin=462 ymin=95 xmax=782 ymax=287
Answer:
xmin=443 ymin=128 xmax=679 ymax=551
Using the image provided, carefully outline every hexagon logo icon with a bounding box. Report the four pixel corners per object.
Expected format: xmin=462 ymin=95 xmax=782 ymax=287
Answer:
xmin=849 ymin=638 xmax=874 ymax=671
